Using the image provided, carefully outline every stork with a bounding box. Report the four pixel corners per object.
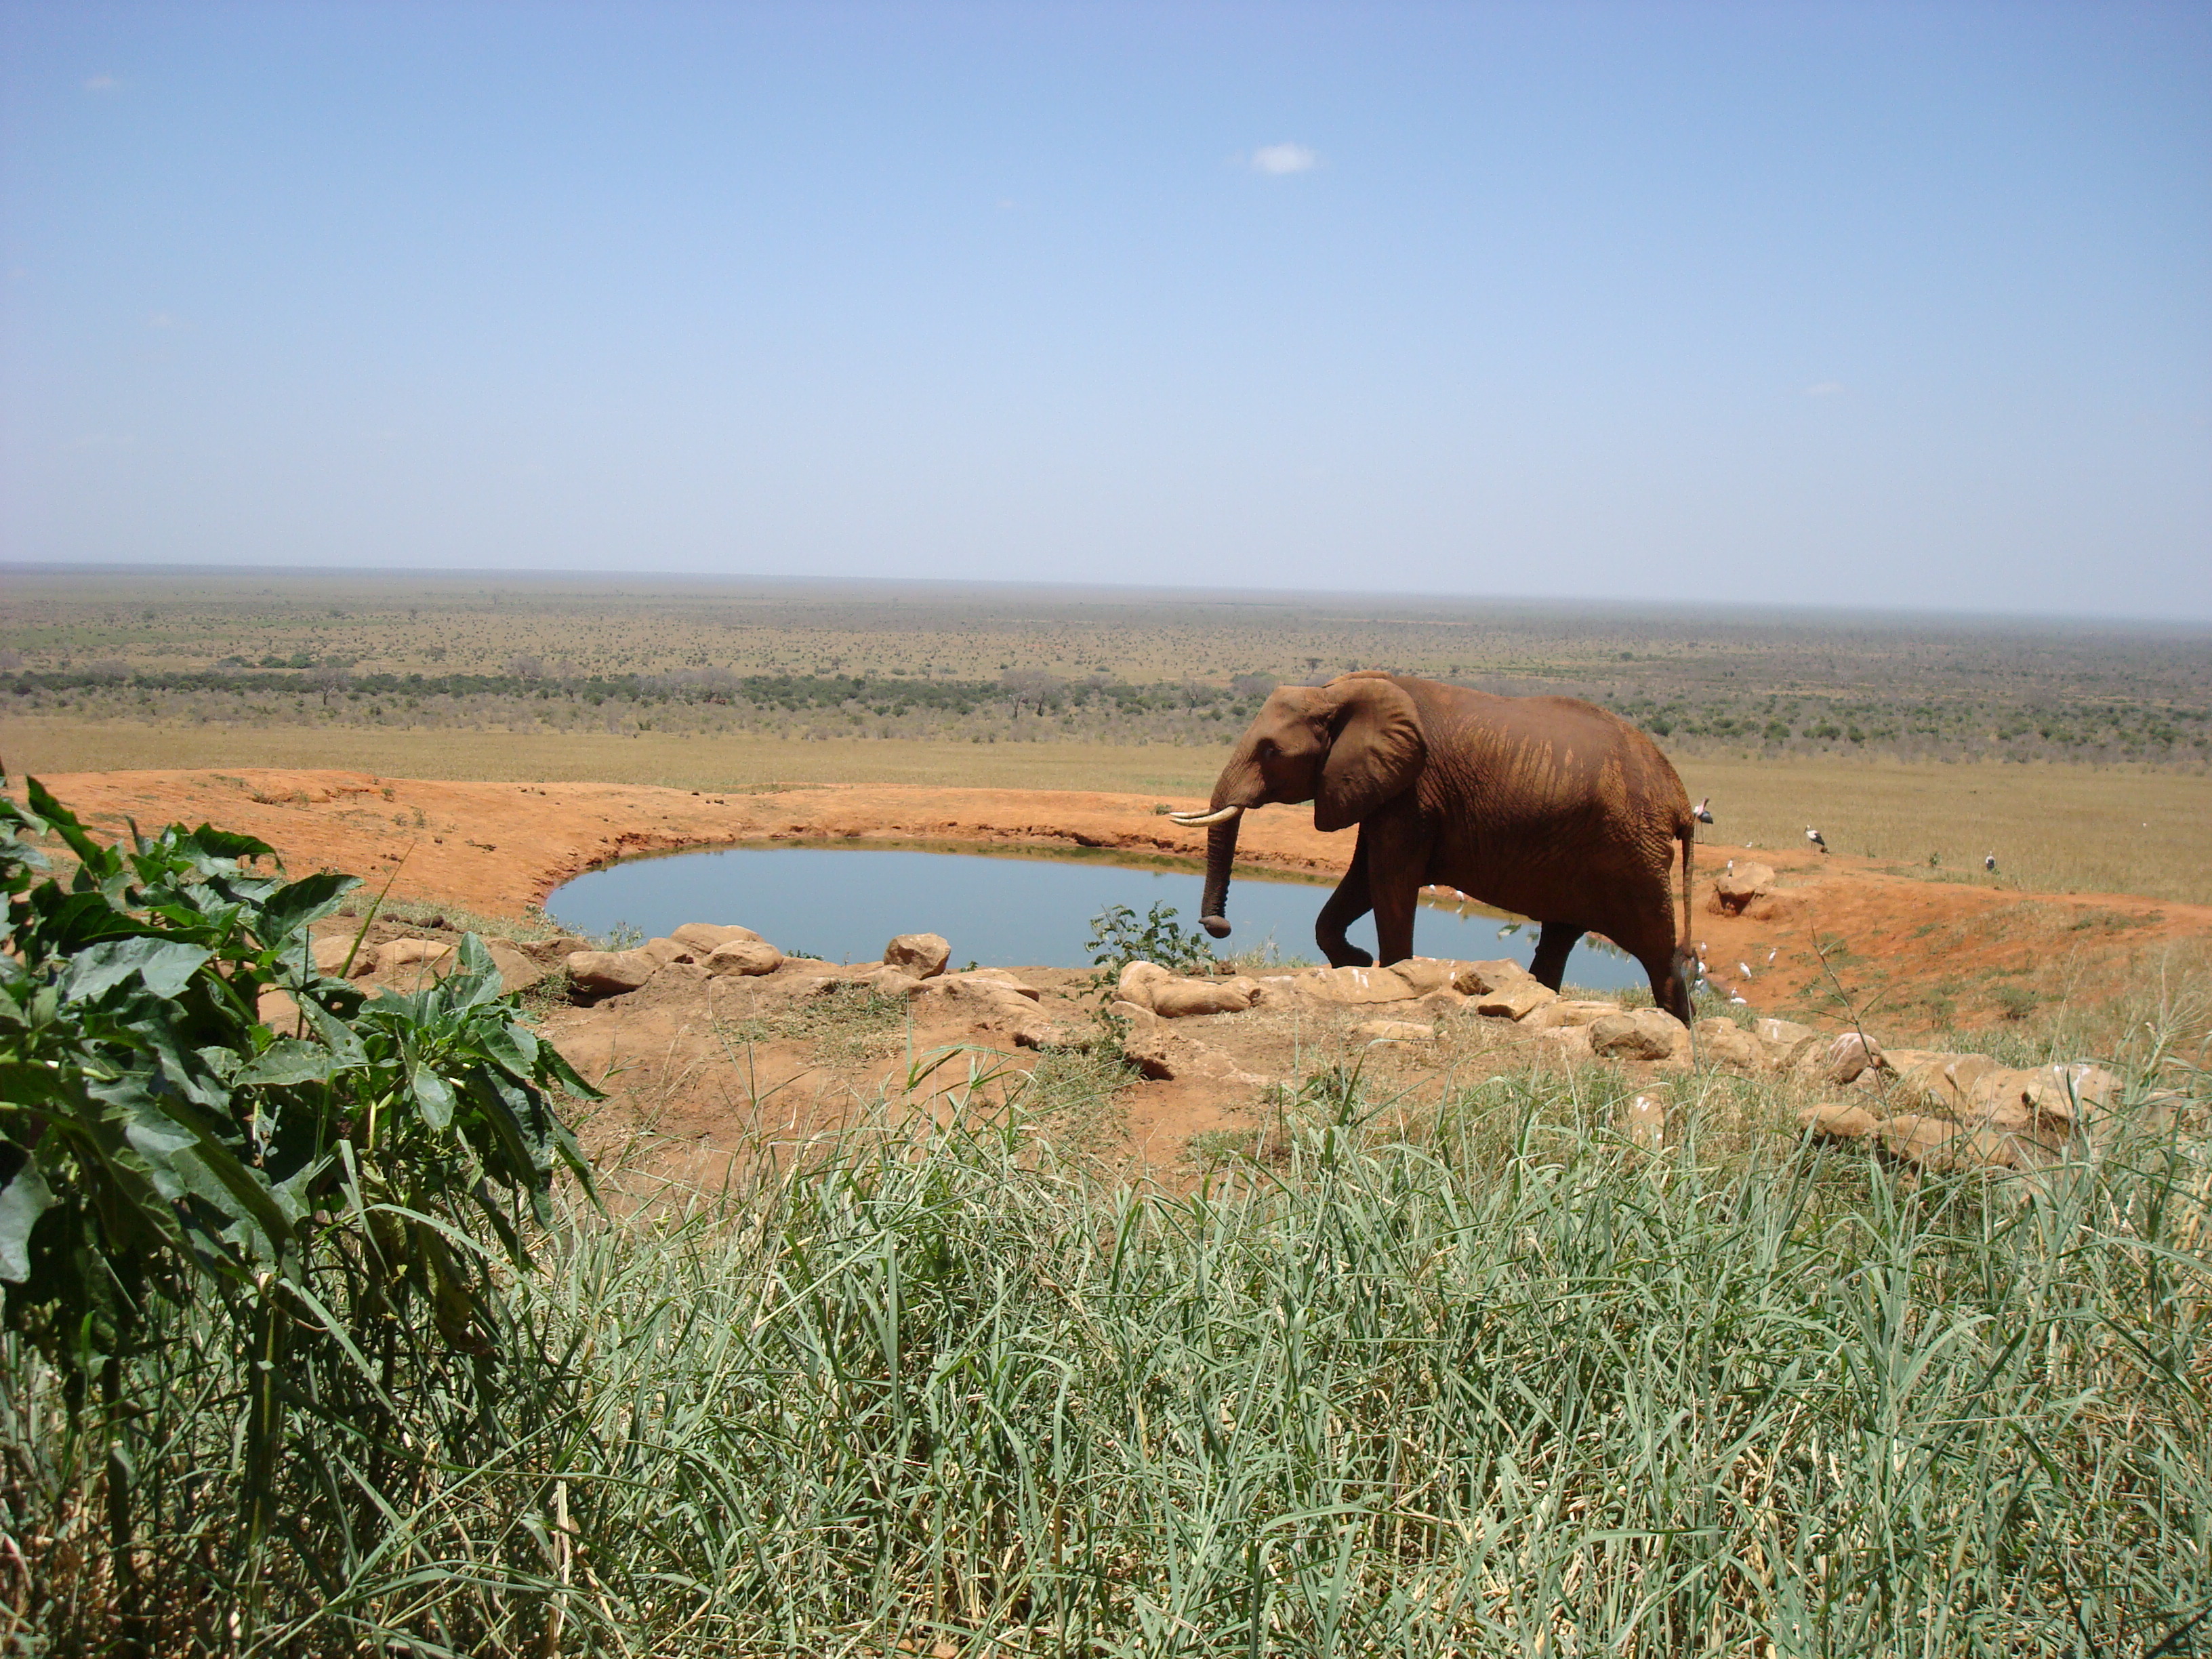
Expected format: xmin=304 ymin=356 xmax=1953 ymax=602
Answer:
xmin=1805 ymin=825 xmax=1829 ymax=855
xmin=1692 ymin=797 xmax=1715 ymax=825
xmin=1984 ymin=852 xmax=1997 ymax=872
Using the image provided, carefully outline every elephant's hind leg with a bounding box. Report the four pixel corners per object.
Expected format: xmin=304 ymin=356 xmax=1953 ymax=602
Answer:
xmin=1316 ymin=836 xmax=1374 ymax=967
xmin=1529 ymin=922 xmax=1583 ymax=991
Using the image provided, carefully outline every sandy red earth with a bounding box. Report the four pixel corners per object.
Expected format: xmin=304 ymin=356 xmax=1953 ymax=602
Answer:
xmin=24 ymin=766 xmax=2208 ymax=1172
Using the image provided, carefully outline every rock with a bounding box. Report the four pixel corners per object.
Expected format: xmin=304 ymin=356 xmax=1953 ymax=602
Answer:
xmin=1820 ymin=1031 xmax=1883 ymax=1085
xmin=1412 ymin=989 xmax=1470 ymax=1022
xmin=1694 ymin=1018 xmax=1765 ymax=1071
xmin=1800 ymin=1102 xmax=1881 ymax=1141
xmin=1389 ymin=958 xmax=1478 ymax=996
xmin=861 ymin=967 xmax=924 ymax=998
xmin=670 ymin=922 xmax=764 ymax=954
xmin=1471 ymin=980 xmax=1557 ymax=1021
xmin=1149 ymin=976 xmax=1263 ymax=1018
xmin=704 ymin=940 xmax=786 ymax=977
xmin=883 ymin=933 xmax=951 ymax=979
xmin=565 ymin=947 xmax=662 ymax=998
xmin=1877 ymin=1113 xmax=1963 ymax=1168
xmin=941 ymin=968 xmax=1042 ymax=1001
xmin=1589 ymin=1008 xmax=1691 ymax=1062
xmin=310 ymin=935 xmax=365 ymax=976
xmin=1969 ymin=1063 xmax=2121 ymax=1134
xmin=912 ymin=972 xmax=1047 ymax=1033
xmin=375 ymin=937 xmax=457 ymax=977
xmin=640 ymin=937 xmax=692 ymax=966
xmin=1754 ymin=1018 xmax=1822 ymax=1069
xmin=1117 ymin=961 xmax=1176 ymax=1008
xmin=1288 ymin=965 xmax=1419 ymax=1005
xmin=525 ymin=935 xmax=591 ymax=962
xmin=1521 ymin=999 xmax=1622 ymax=1031
xmin=1450 ymin=958 xmax=1542 ymax=996
xmin=1355 ymin=1020 xmax=1434 ymax=1043
xmin=486 ymin=941 xmax=549 ymax=995
xmin=1887 ymin=1052 xmax=1999 ymax=1115
xmin=1108 ymin=998 xmax=1158 ymax=1025
xmin=1536 ymin=1025 xmax=1596 ymax=1063
xmin=1711 ymin=861 xmax=1776 ymax=914
xmin=1622 ymin=1092 xmax=1666 ymax=1149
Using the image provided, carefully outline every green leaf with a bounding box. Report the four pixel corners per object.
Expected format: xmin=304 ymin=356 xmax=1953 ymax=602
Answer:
xmin=237 ymin=1040 xmax=334 ymax=1088
xmin=411 ymin=1065 xmax=456 ymax=1132
xmin=257 ymin=871 xmax=359 ymax=945
xmin=0 ymin=1146 xmax=56 ymax=1283
xmin=64 ymin=938 xmax=211 ymax=1002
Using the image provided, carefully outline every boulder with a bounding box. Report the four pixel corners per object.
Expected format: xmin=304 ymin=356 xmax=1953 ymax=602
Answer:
xmin=1471 ymin=980 xmax=1558 ymax=1021
xmin=526 ymin=935 xmax=592 ymax=962
xmin=1622 ymin=1092 xmax=1666 ymax=1149
xmin=1118 ymin=1018 xmax=1266 ymax=1086
xmin=310 ymin=934 xmax=366 ymax=977
xmin=911 ymin=972 xmax=1048 ymax=1038
xmin=1711 ymin=861 xmax=1776 ymax=915
xmin=1800 ymin=1102 xmax=1881 ymax=1141
xmin=1149 ymin=976 xmax=1263 ymax=1019
xmin=1877 ymin=1113 xmax=1963 ymax=1168
xmin=670 ymin=922 xmax=765 ymax=954
xmin=1820 ymin=1031 xmax=1883 ymax=1086
xmin=1355 ymin=1020 xmax=1434 ymax=1044
xmin=1589 ymin=1008 xmax=1692 ymax=1063
xmin=375 ymin=937 xmax=457 ymax=977
xmin=941 ymin=968 xmax=1042 ymax=1001
xmin=565 ymin=948 xmax=662 ymax=998
xmin=1450 ymin=959 xmax=1542 ymax=996
xmin=1117 ymin=961 xmax=1175 ymax=1009
xmin=704 ymin=940 xmax=785 ymax=977
xmin=1536 ymin=1025 xmax=1596 ymax=1063
xmin=1968 ymin=1063 xmax=2121 ymax=1134
xmin=883 ymin=933 xmax=951 ymax=979
xmin=1754 ymin=1018 xmax=1822 ymax=1070
xmin=1388 ymin=958 xmax=1478 ymax=996
xmin=1521 ymin=999 xmax=1623 ymax=1031
xmin=640 ymin=937 xmax=692 ymax=966
xmin=487 ymin=941 xmax=550 ymax=995
xmin=1887 ymin=1052 xmax=1999 ymax=1115
xmin=1694 ymin=1017 xmax=1765 ymax=1071
xmin=1288 ymin=965 xmax=1420 ymax=1006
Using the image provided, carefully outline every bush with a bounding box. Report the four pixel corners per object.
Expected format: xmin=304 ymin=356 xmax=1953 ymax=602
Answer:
xmin=0 ymin=776 xmax=596 ymax=1650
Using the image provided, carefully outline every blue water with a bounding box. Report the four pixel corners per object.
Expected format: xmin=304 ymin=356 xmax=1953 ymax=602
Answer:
xmin=546 ymin=845 xmax=1647 ymax=989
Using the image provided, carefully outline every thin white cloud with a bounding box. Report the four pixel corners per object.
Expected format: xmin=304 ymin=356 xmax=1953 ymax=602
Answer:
xmin=1250 ymin=142 xmax=1318 ymax=176
xmin=1803 ymin=381 xmax=1845 ymax=397
xmin=82 ymin=75 xmax=119 ymax=92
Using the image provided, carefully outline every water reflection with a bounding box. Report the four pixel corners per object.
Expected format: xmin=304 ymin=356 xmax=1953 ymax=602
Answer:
xmin=547 ymin=844 xmax=1649 ymax=991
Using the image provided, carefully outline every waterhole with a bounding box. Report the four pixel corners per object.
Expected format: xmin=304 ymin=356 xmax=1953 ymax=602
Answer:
xmin=546 ymin=844 xmax=1647 ymax=990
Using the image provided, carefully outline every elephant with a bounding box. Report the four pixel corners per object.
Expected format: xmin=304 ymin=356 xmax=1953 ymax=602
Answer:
xmin=1170 ymin=671 xmax=1698 ymax=1022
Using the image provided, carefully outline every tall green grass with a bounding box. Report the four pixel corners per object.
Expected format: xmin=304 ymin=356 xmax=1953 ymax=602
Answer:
xmin=7 ymin=1045 xmax=2209 ymax=1656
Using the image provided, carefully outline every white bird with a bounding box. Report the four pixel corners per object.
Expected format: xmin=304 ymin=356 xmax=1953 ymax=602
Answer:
xmin=1728 ymin=993 xmax=1749 ymax=1006
xmin=1738 ymin=961 xmax=1754 ymax=979
xmin=1984 ymin=852 xmax=1996 ymax=872
xmin=1805 ymin=825 xmax=1829 ymax=854
xmin=1692 ymin=797 xmax=1715 ymax=825
xmin=1766 ymin=947 xmax=1778 ymax=965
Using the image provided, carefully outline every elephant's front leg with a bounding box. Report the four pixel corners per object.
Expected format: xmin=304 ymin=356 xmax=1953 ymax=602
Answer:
xmin=1362 ymin=811 xmax=1433 ymax=967
xmin=1315 ymin=835 xmax=1374 ymax=967
xmin=1529 ymin=921 xmax=1585 ymax=991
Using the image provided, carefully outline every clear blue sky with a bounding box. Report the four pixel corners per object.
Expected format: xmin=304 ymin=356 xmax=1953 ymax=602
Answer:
xmin=3 ymin=1 xmax=2207 ymax=617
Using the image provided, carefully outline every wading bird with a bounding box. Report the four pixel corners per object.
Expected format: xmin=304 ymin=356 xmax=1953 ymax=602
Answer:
xmin=1738 ymin=961 xmax=1755 ymax=980
xmin=1984 ymin=852 xmax=1997 ymax=872
xmin=1692 ymin=797 xmax=1715 ymax=825
xmin=1805 ymin=825 xmax=1829 ymax=855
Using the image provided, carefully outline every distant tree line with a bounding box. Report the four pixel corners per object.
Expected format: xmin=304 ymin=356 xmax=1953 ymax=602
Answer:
xmin=5 ymin=663 xmax=2205 ymax=765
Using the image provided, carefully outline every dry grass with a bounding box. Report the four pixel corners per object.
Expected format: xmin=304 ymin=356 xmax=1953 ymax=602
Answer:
xmin=12 ymin=715 xmax=2211 ymax=905
xmin=1678 ymin=754 xmax=2212 ymax=905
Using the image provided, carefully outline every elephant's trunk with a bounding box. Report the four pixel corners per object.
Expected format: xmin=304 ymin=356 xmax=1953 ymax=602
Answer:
xmin=1200 ymin=815 xmax=1242 ymax=938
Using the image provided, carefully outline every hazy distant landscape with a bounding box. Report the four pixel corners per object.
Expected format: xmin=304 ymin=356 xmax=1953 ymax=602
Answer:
xmin=7 ymin=568 xmax=2208 ymax=766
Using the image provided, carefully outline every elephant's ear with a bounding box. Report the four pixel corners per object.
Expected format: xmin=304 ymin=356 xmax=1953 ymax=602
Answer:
xmin=1315 ymin=675 xmax=1425 ymax=832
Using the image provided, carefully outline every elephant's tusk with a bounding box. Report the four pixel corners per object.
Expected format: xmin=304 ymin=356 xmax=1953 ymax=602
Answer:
xmin=1168 ymin=804 xmax=1245 ymax=827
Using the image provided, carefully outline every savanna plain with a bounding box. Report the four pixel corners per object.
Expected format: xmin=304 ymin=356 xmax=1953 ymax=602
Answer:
xmin=4 ymin=569 xmax=2209 ymax=1656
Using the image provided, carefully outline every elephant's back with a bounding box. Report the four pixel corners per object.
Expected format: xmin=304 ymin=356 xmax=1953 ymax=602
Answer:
xmin=1414 ymin=685 xmax=1687 ymax=819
